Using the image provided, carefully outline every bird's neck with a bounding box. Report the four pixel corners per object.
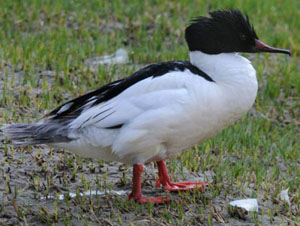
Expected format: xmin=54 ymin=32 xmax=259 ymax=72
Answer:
xmin=189 ymin=51 xmax=258 ymax=120
xmin=189 ymin=51 xmax=256 ymax=84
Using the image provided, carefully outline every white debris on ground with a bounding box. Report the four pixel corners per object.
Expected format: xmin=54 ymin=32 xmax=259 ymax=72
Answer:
xmin=279 ymin=188 xmax=291 ymax=206
xmin=84 ymin=48 xmax=128 ymax=71
xmin=40 ymin=189 xmax=129 ymax=201
xmin=229 ymin=198 xmax=259 ymax=212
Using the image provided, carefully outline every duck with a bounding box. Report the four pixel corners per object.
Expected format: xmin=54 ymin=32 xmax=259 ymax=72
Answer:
xmin=1 ymin=9 xmax=290 ymax=204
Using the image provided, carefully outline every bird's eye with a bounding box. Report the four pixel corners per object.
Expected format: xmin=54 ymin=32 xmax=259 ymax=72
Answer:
xmin=240 ymin=34 xmax=247 ymax=41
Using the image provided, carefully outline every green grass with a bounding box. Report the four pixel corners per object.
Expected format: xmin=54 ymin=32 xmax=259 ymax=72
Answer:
xmin=0 ymin=0 xmax=299 ymax=225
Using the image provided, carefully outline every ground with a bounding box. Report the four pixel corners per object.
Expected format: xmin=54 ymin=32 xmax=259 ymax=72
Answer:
xmin=0 ymin=0 xmax=299 ymax=225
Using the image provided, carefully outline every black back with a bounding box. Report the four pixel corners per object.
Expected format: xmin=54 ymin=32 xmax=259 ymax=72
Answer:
xmin=185 ymin=10 xmax=258 ymax=54
xmin=47 ymin=61 xmax=214 ymax=120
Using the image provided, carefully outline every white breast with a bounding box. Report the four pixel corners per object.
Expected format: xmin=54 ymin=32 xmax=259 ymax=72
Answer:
xmin=183 ymin=51 xmax=258 ymax=143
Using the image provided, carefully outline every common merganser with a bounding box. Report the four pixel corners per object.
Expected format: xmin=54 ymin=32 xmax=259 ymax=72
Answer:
xmin=1 ymin=10 xmax=290 ymax=204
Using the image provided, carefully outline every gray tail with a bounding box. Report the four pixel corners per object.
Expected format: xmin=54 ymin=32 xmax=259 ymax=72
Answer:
xmin=0 ymin=122 xmax=72 ymax=146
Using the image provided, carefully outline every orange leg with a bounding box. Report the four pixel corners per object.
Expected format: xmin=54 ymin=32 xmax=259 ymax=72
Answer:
xmin=128 ymin=164 xmax=170 ymax=204
xmin=155 ymin=160 xmax=208 ymax=191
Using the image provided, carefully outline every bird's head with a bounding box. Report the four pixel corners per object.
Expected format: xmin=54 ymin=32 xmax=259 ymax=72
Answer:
xmin=185 ymin=9 xmax=291 ymax=55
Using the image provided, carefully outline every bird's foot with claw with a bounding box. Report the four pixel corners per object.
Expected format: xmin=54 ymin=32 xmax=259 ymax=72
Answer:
xmin=156 ymin=179 xmax=209 ymax=192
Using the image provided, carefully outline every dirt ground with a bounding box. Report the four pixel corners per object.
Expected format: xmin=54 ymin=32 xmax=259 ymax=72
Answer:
xmin=0 ymin=143 xmax=295 ymax=226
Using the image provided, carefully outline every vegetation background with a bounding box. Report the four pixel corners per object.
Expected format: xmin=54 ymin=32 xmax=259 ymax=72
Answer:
xmin=0 ymin=0 xmax=299 ymax=225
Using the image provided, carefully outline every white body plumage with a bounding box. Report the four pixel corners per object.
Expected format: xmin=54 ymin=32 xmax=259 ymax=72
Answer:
xmin=55 ymin=51 xmax=258 ymax=164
